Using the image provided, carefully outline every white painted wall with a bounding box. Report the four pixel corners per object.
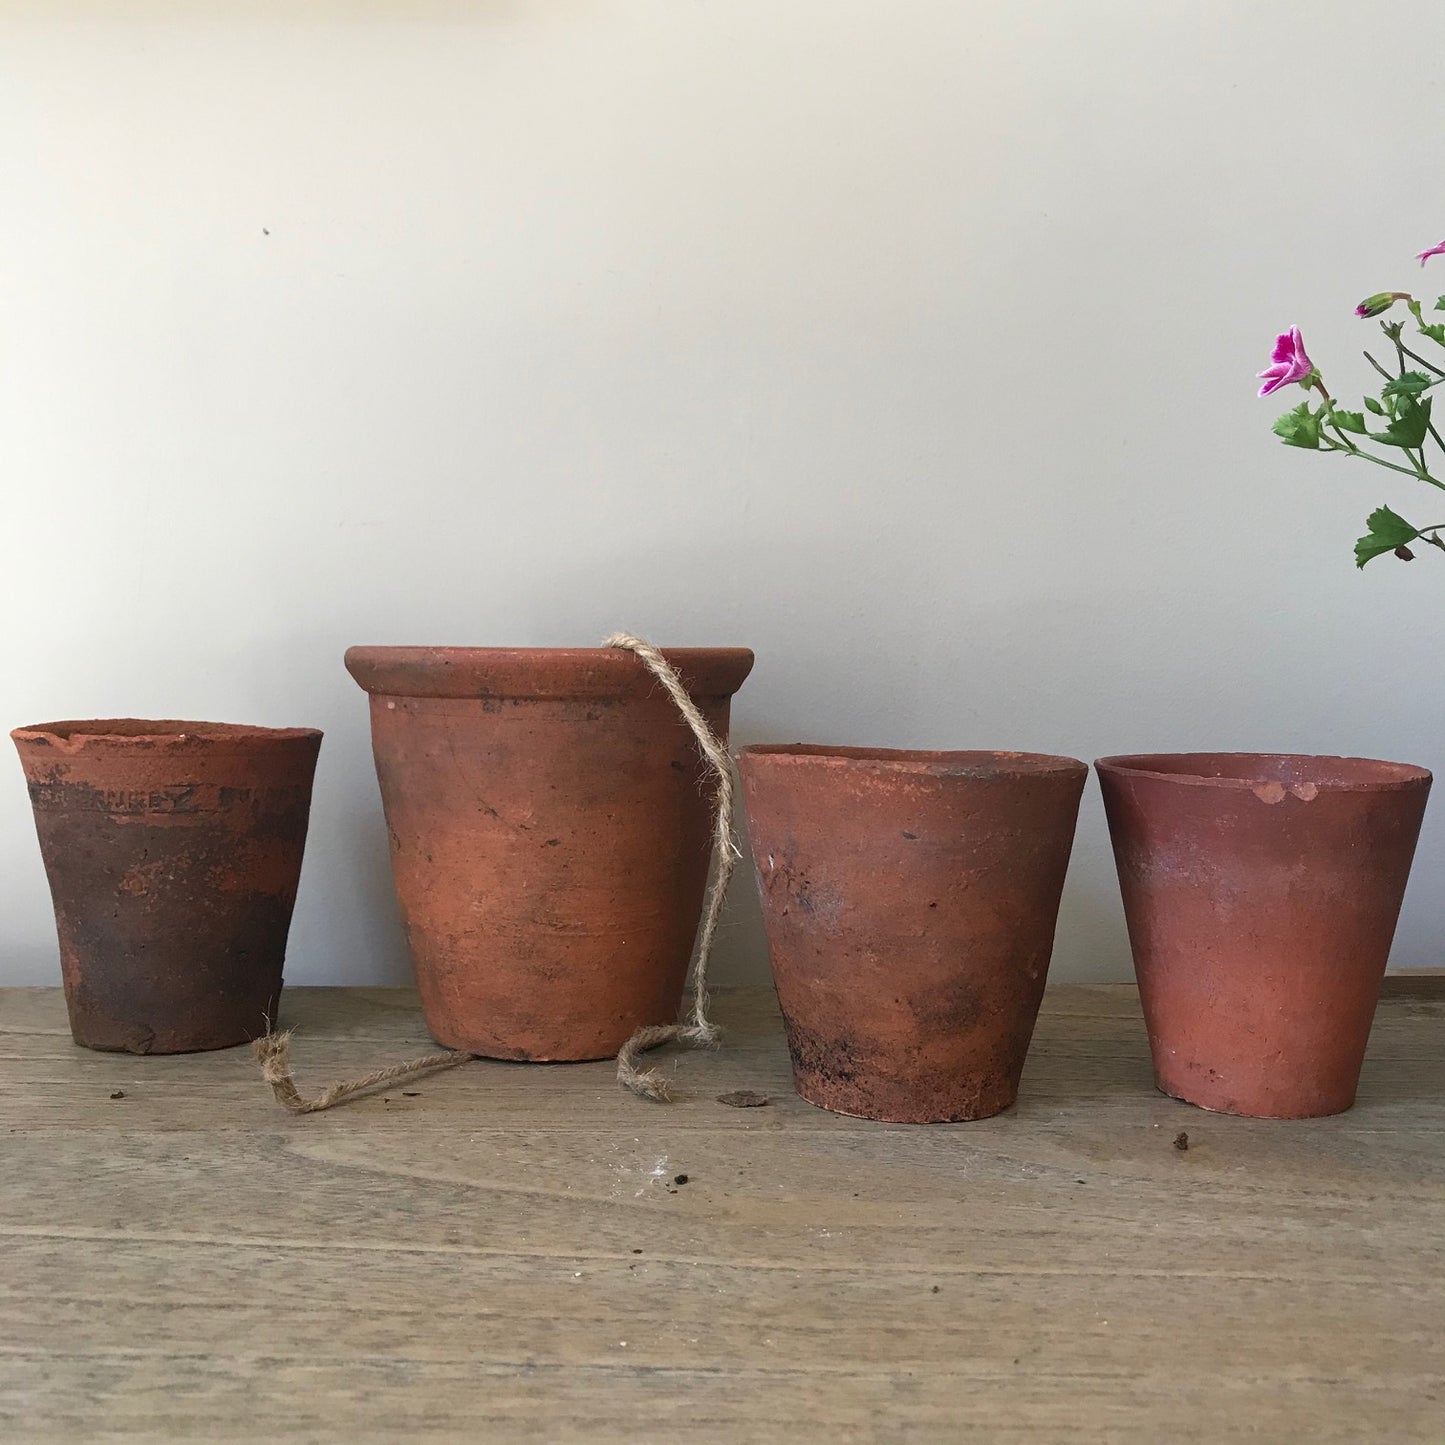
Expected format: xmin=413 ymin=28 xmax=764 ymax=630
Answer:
xmin=4 ymin=0 xmax=1444 ymax=989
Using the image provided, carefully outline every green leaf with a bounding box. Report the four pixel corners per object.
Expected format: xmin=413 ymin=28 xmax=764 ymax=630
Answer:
xmin=1420 ymin=322 xmax=1445 ymax=346
xmin=1273 ymin=401 xmax=1321 ymax=449
xmin=1435 ymin=295 xmax=1445 ymax=311
xmin=1383 ymin=371 xmax=1432 ymax=399
xmin=1365 ymin=395 xmax=1386 ymax=415
xmin=1371 ymin=395 xmax=1432 ymax=449
xmin=1332 ymin=410 xmax=1368 ymax=434
xmin=1355 ymin=505 xmax=1421 ymax=568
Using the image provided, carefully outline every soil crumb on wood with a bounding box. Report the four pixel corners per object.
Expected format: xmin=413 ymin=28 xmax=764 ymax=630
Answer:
xmin=716 ymin=1090 xmax=769 ymax=1108
xmin=109 ymin=1090 xmax=125 ymax=1099
xmin=1173 ymin=1131 xmax=1190 ymax=1151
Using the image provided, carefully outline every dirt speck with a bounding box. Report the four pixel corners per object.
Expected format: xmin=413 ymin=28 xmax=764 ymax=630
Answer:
xmin=717 ymin=1090 xmax=769 ymax=1108
xmin=403 ymin=1091 xmax=420 ymax=1097
xmin=1174 ymin=1131 xmax=1190 ymax=1151
xmin=109 ymin=1090 xmax=125 ymax=1100
xmin=930 ymin=1285 xmax=940 ymax=1294
xmin=673 ymin=1174 xmax=689 ymax=1186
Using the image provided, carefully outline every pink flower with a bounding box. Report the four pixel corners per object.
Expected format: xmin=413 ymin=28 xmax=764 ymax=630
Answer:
xmin=1417 ymin=240 xmax=1445 ymax=266
xmin=1257 ymin=326 xmax=1314 ymax=397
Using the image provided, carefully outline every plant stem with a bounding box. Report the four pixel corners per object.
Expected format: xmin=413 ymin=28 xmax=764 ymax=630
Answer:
xmin=1398 ymin=342 xmax=1445 ymax=379
xmin=1364 ymin=350 xmax=1395 ymax=383
xmin=1324 ymin=437 xmax=1445 ymax=489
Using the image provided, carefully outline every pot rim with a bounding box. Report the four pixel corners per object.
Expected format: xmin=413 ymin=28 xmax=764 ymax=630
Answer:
xmin=345 ymin=645 xmax=754 ymax=700
xmin=737 ymin=743 xmax=1088 ymax=778
xmin=11 ymin=720 xmax=323 ymax=753
xmin=1095 ymin=752 xmax=1432 ymax=793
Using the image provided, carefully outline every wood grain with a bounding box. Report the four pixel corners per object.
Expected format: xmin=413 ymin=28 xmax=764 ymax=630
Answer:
xmin=2 ymin=982 xmax=1442 ymax=1441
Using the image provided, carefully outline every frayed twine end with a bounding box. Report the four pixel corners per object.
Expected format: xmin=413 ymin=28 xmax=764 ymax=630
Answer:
xmin=253 ymin=1028 xmax=471 ymax=1115
xmin=615 ymin=1020 xmax=724 ymax=1102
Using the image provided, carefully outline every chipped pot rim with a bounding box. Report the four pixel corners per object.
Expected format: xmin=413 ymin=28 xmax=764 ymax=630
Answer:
xmin=736 ymin=744 xmax=1088 ymax=779
xmin=11 ymin=720 xmax=324 ymax=752
xmin=1095 ymin=752 xmax=1432 ymax=794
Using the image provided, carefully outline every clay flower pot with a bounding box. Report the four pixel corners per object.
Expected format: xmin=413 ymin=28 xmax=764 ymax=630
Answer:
xmin=345 ymin=646 xmax=754 ymax=1060
xmin=13 ymin=720 xmax=322 ymax=1053
xmin=736 ymin=746 xmax=1088 ymax=1123
xmin=1096 ymin=753 xmax=1432 ymax=1118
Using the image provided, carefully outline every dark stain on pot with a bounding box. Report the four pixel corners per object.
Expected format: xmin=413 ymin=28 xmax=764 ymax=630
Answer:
xmin=930 ymin=974 xmax=987 ymax=1033
xmin=782 ymin=1015 xmax=862 ymax=1086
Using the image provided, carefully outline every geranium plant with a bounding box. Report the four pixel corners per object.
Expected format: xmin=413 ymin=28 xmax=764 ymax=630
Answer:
xmin=1262 ymin=238 xmax=1445 ymax=567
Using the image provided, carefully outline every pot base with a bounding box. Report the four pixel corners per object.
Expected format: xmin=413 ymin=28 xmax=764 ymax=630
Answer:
xmin=71 ymin=1017 xmax=279 ymax=1056
xmin=794 ymin=1073 xmax=1019 ymax=1124
xmin=427 ymin=1035 xmax=617 ymax=1065
xmin=1155 ymin=1076 xmax=1356 ymax=1121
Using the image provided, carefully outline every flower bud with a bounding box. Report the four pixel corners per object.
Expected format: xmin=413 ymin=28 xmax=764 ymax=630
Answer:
xmin=1355 ymin=292 xmax=1408 ymax=319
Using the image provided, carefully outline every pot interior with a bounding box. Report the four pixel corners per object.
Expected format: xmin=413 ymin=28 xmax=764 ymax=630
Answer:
xmin=1097 ymin=752 xmax=1431 ymax=791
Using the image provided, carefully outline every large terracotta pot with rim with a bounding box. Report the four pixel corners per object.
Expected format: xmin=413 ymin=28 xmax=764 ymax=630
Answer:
xmin=737 ymin=745 xmax=1087 ymax=1123
xmin=1096 ymin=752 xmax=1431 ymax=1118
xmin=346 ymin=645 xmax=753 ymax=1061
xmin=12 ymin=719 xmax=322 ymax=1053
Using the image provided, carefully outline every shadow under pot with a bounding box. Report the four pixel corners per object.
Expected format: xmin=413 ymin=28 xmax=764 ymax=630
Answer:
xmin=737 ymin=745 xmax=1088 ymax=1123
xmin=345 ymin=645 xmax=754 ymax=1061
xmin=12 ymin=720 xmax=322 ymax=1054
xmin=1096 ymin=753 xmax=1432 ymax=1119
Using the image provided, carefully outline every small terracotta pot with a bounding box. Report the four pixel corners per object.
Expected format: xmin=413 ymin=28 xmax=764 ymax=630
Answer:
xmin=737 ymin=745 xmax=1088 ymax=1122
xmin=12 ymin=720 xmax=322 ymax=1053
xmin=1096 ymin=753 xmax=1432 ymax=1118
xmin=345 ymin=646 xmax=754 ymax=1060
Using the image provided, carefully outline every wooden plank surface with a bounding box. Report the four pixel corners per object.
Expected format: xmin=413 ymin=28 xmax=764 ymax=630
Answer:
xmin=1 ymin=981 xmax=1442 ymax=1442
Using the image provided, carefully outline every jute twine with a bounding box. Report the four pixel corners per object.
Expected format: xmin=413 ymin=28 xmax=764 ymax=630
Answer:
xmin=254 ymin=633 xmax=737 ymax=1113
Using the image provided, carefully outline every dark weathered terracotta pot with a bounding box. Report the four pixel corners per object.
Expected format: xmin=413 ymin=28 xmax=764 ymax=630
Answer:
xmin=1096 ymin=753 xmax=1432 ymax=1118
xmin=345 ymin=646 xmax=754 ymax=1060
xmin=12 ymin=720 xmax=322 ymax=1054
xmin=737 ymin=746 xmax=1088 ymax=1123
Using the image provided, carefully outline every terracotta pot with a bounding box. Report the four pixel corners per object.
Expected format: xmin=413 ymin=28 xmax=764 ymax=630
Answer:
xmin=737 ymin=746 xmax=1087 ymax=1122
xmin=1096 ymin=753 xmax=1432 ymax=1118
xmin=12 ymin=720 xmax=322 ymax=1054
xmin=345 ymin=646 xmax=754 ymax=1060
